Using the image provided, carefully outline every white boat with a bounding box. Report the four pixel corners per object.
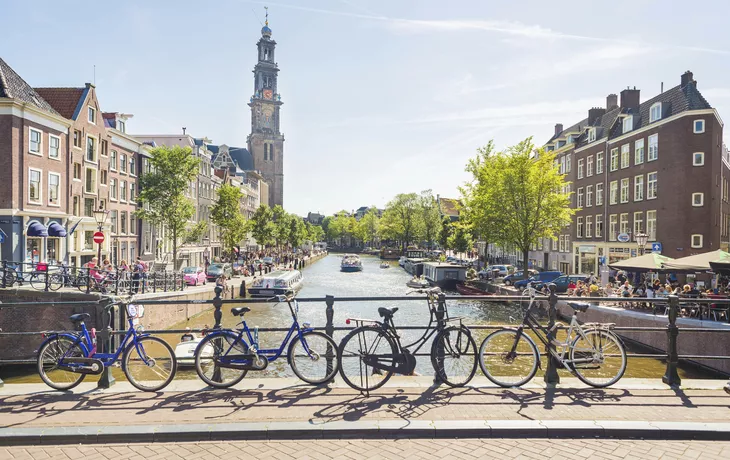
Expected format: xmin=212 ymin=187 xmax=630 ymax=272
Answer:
xmin=422 ymin=262 xmax=467 ymax=290
xmin=341 ymin=254 xmax=363 ymax=272
xmin=406 ymin=276 xmax=430 ymax=289
xmin=398 ymin=256 xmax=407 ymax=267
xmin=174 ymin=329 xmax=211 ymax=368
xmin=380 ymin=262 xmax=390 ymax=269
xmin=249 ymin=270 xmax=304 ymax=297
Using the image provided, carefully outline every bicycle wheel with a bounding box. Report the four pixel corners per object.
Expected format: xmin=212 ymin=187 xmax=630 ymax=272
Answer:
xmin=194 ymin=332 xmax=248 ymax=389
xmin=48 ymin=273 xmax=65 ymax=291
xmin=76 ymin=275 xmax=90 ymax=292
xmin=338 ymin=325 xmax=396 ymax=392
xmin=431 ymin=326 xmax=478 ymax=387
xmin=479 ymin=329 xmax=539 ymax=388
xmin=37 ymin=336 xmax=87 ymax=391
xmin=30 ymin=273 xmax=47 ymax=290
xmin=2 ymin=268 xmax=16 ymax=287
xmin=288 ymin=331 xmax=339 ymax=385
xmin=570 ymin=330 xmax=627 ymax=388
xmin=122 ymin=336 xmax=177 ymax=391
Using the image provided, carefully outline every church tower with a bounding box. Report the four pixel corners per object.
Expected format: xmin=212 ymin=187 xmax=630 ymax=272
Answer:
xmin=247 ymin=9 xmax=284 ymax=207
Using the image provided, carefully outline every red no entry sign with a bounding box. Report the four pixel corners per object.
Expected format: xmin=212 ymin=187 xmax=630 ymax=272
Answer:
xmin=93 ymin=231 xmax=105 ymax=244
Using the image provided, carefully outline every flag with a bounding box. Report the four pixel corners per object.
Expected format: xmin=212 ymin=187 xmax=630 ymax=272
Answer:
xmin=69 ymin=218 xmax=83 ymax=235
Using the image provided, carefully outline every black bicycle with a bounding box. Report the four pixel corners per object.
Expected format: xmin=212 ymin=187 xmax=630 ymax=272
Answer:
xmin=337 ymin=287 xmax=477 ymax=392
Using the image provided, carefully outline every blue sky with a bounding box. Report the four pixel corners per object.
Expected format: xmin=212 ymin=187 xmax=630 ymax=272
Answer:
xmin=5 ymin=0 xmax=730 ymax=216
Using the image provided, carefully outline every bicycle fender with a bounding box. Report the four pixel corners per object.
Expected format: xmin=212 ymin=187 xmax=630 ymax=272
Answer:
xmin=37 ymin=333 xmax=90 ymax=356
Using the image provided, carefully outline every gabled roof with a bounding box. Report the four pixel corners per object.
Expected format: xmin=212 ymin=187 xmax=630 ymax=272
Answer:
xmin=208 ymin=144 xmax=254 ymax=171
xmin=34 ymin=87 xmax=87 ymax=119
xmin=438 ymin=197 xmax=460 ymax=218
xmin=0 ymin=58 xmax=59 ymax=115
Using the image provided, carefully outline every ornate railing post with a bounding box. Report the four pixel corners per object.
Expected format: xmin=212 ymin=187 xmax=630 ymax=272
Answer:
xmin=43 ymin=266 xmax=50 ymax=292
xmin=212 ymin=286 xmax=224 ymax=383
xmin=85 ymin=268 xmax=91 ymax=294
xmin=662 ymin=295 xmax=681 ymax=386
xmin=1 ymin=260 xmax=6 ymax=288
xmin=97 ymin=299 xmax=117 ymax=389
xmin=544 ymin=284 xmax=561 ymax=385
xmin=325 ymin=295 xmax=335 ymax=376
xmin=434 ymin=292 xmax=447 ymax=383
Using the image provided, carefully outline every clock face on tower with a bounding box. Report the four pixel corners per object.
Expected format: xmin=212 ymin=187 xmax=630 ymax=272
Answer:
xmin=263 ymin=89 xmax=273 ymax=100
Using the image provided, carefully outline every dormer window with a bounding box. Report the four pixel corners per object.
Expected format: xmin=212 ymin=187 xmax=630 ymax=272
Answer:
xmin=622 ymin=115 xmax=633 ymax=134
xmin=588 ymin=128 xmax=596 ymax=142
xmin=118 ymin=120 xmax=126 ymax=133
xmin=650 ymin=103 xmax=662 ymax=122
xmin=557 ymin=140 xmax=566 ymax=148
xmin=566 ymin=135 xmax=573 ymax=145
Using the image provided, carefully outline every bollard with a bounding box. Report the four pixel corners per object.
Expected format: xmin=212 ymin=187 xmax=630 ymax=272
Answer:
xmin=240 ymin=279 xmax=247 ymax=298
xmin=86 ymin=268 xmax=91 ymax=294
xmin=662 ymin=295 xmax=682 ymax=386
xmin=231 ymin=285 xmax=235 ymax=299
xmin=44 ymin=266 xmax=50 ymax=292
xmin=97 ymin=300 xmax=116 ymax=389
xmin=434 ymin=292 xmax=447 ymax=383
xmin=115 ymin=270 xmax=120 ymax=295
xmin=212 ymin=286 xmax=224 ymax=383
xmin=163 ymin=271 xmax=168 ymax=291
xmin=543 ymin=284 xmax=561 ymax=385
xmin=325 ymin=295 xmax=335 ymax=376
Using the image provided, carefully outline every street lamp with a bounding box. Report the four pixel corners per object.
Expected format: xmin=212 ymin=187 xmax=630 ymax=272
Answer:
xmin=636 ymin=232 xmax=648 ymax=256
xmin=93 ymin=204 xmax=109 ymax=264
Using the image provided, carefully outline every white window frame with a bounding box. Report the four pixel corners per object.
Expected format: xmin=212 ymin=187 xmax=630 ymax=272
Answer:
xmin=647 ymin=172 xmax=658 ymax=199
xmin=693 ymin=152 xmax=704 ymax=166
xmin=691 ymin=234 xmax=703 ymax=249
xmin=585 ymin=215 xmax=592 ymax=238
xmin=623 ymin=115 xmax=633 ymax=134
xmin=648 ymin=134 xmax=658 ymax=161
xmin=120 ymin=153 xmax=128 ymax=174
xmin=85 ymin=134 xmax=97 ymax=164
xmin=586 ymin=155 xmax=594 ymax=177
xmin=620 ymin=178 xmax=629 ymax=203
xmin=29 ymin=127 xmax=42 ymax=156
xmin=577 ymin=187 xmax=584 ymax=208
xmin=84 ymin=166 xmax=98 ymax=195
xmin=595 ymin=215 xmax=603 ymax=238
xmin=620 ymin=144 xmax=630 ymax=169
xmin=129 ymin=156 xmax=136 ymax=177
xmin=692 ymin=192 xmax=704 ymax=207
xmin=620 ymin=213 xmax=630 ymax=235
xmin=609 ymin=214 xmax=618 ymax=241
xmin=28 ymin=167 xmax=43 ymax=204
xmin=129 ymin=183 xmax=136 ymax=203
xmin=596 ymin=183 xmax=604 ymax=206
xmin=610 ymin=148 xmax=619 ymax=172
xmin=48 ymin=172 xmax=61 ymax=207
xmin=110 ymin=177 xmax=118 ymax=201
xmin=596 ymin=151 xmax=604 ymax=174
xmin=120 ymin=180 xmax=127 ymax=203
xmin=634 ymin=138 xmax=644 ymax=165
xmin=647 ymin=210 xmax=657 ymax=241
xmin=88 ymin=106 xmax=96 ymax=124
xmin=588 ymin=128 xmax=596 ymax=142
xmin=634 ymin=175 xmax=644 ymax=201
xmin=633 ymin=211 xmax=643 ymax=236
xmin=110 ymin=150 xmax=118 ymax=171
xmin=586 ymin=185 xmax=593 ymax=207
xmin=609 ymin=180 xmax=618 ymax=205
xmin=577 ymin=159 xmax=584 ymax=179
xmin=49 ymin=134 xmax=61 ymax=160
xmin=693 ymin=119 xmax=705 ymax=134
xmin=650 ymin=103 xmax=662 ymax=122
xmin=577 ymin=216 xmax=583 ymax=238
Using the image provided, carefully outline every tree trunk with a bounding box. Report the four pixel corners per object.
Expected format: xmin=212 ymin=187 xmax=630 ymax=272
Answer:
xmin=172 ymin=228 xmax=178 ymax=272
xmin=522 ymin=248 xmax=530 ymax=279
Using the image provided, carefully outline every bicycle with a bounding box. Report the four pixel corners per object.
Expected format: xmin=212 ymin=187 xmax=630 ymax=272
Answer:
xmin=337 ymin=287 xmax=477 ymax=392
xmin=1 ymin=262 xmax=59 ymax=290
xmin=193 ymin=293 xmax=339 ymax=388
xmin=478 ymin=283 xmax=627 ymax=388
xmin=36 ymin=304 xmax=177 ymax=392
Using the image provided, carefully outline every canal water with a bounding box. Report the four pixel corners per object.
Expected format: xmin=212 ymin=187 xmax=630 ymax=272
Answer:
xmin=1 ymin=254 xmax=720 ymax=383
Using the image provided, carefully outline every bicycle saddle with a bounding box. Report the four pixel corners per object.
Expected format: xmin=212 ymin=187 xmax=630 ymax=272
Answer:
xmin=231 ymin=307 xmax=251 ymax=316
xmin=378 ymin=307 xmax=398 ymax=318
xmin=69 ymin=313 xmax=90 ymax=323
xmin=567 ymin=302 xmax=590 ymax=312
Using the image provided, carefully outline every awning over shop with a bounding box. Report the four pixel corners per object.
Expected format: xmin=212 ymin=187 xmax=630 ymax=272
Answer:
xmin=26 ymin=221 xmax=48 ymax=237
xmin=662 ymin=249 xmax=730 ymax=272
xmin=608 ymin=253 xmax=674 ymax=272
xmin=47 ymin=222 xmax=67 ymax=237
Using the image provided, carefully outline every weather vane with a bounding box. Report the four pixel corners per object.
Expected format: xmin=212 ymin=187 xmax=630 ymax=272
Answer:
xmin=264 ymin=6 xmax=269 ymax=26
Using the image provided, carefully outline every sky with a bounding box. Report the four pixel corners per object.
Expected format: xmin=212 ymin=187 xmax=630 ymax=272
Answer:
xmin=4 ymin=0 xmax=730 ymax=216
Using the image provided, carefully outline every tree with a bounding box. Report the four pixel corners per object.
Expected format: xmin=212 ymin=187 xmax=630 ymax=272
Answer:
xmin=419 ymin=190 xmax=442 ymax=249
xmin=448 ymin=223 xmax=473 ymax=257
xmin=439 ymin=216 xmax=453 ymax=249
xmin=309 ymin=224 xmax=325 ymax=243
xmin=272 ymin=205 xmax=291 ymax=249
xmin=288 ymin=216 xmax=307 ymax=248
xmin=461 ymin=137 xmax=573 ymax=279
xmin=136 ymin=145 xmax=201 ymax=270
xmin=460 ymin=141 xmax=501 ymax=260
xmin=355 ymin=207 xmax=380 ymax=246
xmin=250 ymin=204 xmax=275 ymax=248
xmin=211 ymin=184 xmax=249 ymax=257
xmin=380 ymin=193 xmax=422 ymax=250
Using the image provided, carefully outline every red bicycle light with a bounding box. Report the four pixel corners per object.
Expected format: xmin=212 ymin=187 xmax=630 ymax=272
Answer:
xmin=346 ymin=319 xmax=351 ymax=325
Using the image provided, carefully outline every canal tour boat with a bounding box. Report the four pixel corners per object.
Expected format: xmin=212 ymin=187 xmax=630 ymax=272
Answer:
xmin=422 ymin=262 xmax=467 ymax=290
xmin=174 ymin=329 xmax=212 ymax=368
xmin=340 ymin=254 xmax=363 ymax=272
xmin=248 ymin=270 xmax=303 ymax=297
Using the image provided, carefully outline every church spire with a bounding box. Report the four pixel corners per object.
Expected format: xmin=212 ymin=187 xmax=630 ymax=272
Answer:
xmin=261 ymin=6 xmax=272 ymax=39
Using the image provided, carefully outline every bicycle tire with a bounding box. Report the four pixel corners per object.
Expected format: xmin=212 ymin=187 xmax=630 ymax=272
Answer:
xmin=2 ymin=268 xmax=16 ymax=287
xmin=48 ymin=273 xmax=65 ymax=291
xmin=76 ymin=275 xmax=90 ymax=292
xmin=479 ymin=329 xmax=539 ymax=388
xmin=122 ymin=336 xmax=178 ymax=392
xmin=338 ymin=325 xmax=396 ymax=392
xmin=431 ymin=325 xmax=478 ymax=387
xmin=30 ymin=273 xmax=47 ymax=290
xmin=37 ymin=336 xmax=87 ymax=391
xmin=288 ymin=331 xmax=339 ymax=385
xmin=194 ymin=331 xmax=248 ymax=389
xmin=570 ymin=329 xmax=627 ymax=388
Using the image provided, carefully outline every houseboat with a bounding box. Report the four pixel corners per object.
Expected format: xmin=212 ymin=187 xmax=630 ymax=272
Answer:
xmin=380 ymin=247 xmax=401 ymax=260
xmin=422 ymin=262 xmax=467 ymax=290
xmin=248 ymin=270 xmax=303 ymax=297
xmin=340 ymin=254 xmax=363 ymax=272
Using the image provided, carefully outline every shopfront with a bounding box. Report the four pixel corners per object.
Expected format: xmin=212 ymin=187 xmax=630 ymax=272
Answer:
xmin=574 ymin=242 xmax=649 ymax=276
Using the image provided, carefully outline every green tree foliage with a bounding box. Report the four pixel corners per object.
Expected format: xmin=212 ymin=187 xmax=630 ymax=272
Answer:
xmin=250 ymin=204 xmax=275 ymax=248
xmin=355 ymin=207 xmax=380 ymax=246
xmin=448 ymin=223 xmax=474 ymax=256
xmin=439 ymin=216 xmax=453 ymax=249
xmin=310 ymin=224 xmax=325 ymax=242
xmin=419 ymin=190 xmax=442 ymax=249
xmin=460 ymin=137 xmax=573 ymax=278
xmin=211 ymin=184 xmax=249 ymax=256
xmin=272 ymin=205 xmax=292 ymax=248
xmin=329 ymin=211 xmax=356 ymax=245
xmin=379 ymin=193 xmax=422 ymax=249
xmin=288 ymin=216 xmax=307 ymax=248
xmin=136 ymin=145 xmax=201 ymax=270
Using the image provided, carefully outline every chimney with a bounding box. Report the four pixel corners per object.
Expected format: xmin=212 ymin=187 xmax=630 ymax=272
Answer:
xmin=681 ymin=70 xmax=695 ymax=88
xmin=554 ymin=123 xmax=563 ymax=136
xmin=606 ymin=94 xmax=618 ymax=110
xmin=620 ymin=87 xmax=640 ymax=110
xmin=588 ymin=107 xmax=606 ymax=123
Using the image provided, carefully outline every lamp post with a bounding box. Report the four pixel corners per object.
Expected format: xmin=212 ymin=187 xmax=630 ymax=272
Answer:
xmin=636 ymin=232 xmax=648 ymax=256
xmin=93 ymin=204 xmax=109 ymax=263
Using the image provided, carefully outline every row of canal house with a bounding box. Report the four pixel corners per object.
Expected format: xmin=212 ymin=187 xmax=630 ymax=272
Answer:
xmin=527 ymin=70 xmax=729 ymax=278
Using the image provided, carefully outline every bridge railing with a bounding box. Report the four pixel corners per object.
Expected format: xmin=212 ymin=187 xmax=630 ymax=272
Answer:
xmin=1 ymin=287 xmax=730 ymax=389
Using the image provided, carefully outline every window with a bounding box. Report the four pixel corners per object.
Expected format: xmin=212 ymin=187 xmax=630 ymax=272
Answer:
xmin=623 ymin=116 xmax=633 ymax=134
xmin=120 ymin=180 xmax=127 ymax=202
xmin=610 ymin=148 xmax=619 ymax=171
xmin=620 ymin=144 xmax=630 ymax=169
xmin=100 ymin=169 xmax=107 ymax=186
xmin=648 ymin=134 xmax=658 ymax=161
xmin=552 ymin=238 xmax=558 ymax=251
xmin=49 ymin=135 xmax=60 ymax=159
xmin=691 ymin=234 xmax=703 ymax=248
xmin=110 ymin=210 xmax=118 ymax=234
xmin=73 ymin=196 xmax=79 ymax=216
xmin=596 ymin=183 xmax=604 ymax=206
xmin=647 ymin=210 xmax=657 ymax=241
xmin=110 ymin=151 xmax=118 ymax=170
xmin=86 ymin=136 xmax=96 ymax=162
xmin=121 ymin=212 xmax=127 ymax=234
xmin=620 ymin=178 xmax=629 ymax=203
xmin=130 ymin=216 xmax=136 ymax=235
xmin=650 ymin=103 xmax=662 ymax=122
xmin=694 ymin=119 xmax=705 ymax=134
xmin=577 ymin=217 xmax=583 ymax=238
xmin=609 ymin=180 xmax=618 ymax=204
xmin=101 ymin=140 xmax=108 ymax=157
xmin=692 ymin=192 xmax=704 ymax=207
xmin=84 ymin=198 xmax=95 ymax=217
xmin=565 ymin=154 xmax=571 ymax=173
xmin=634 ymin=212 xmax=643 ymax=236
xmin=595 ymin=215 xmax=603 ymax=238
xmin=586 ymin=185 xmax=593 ymax=207
xmin=84 ymin=231 xmax=94 ymax=250
xmin=118 ymin=120 xmax=126 ymax=133
xmin=693 ymin=152 xmax=705 ymax=166
xmin=647 ymin=172 xmax=658 ymax=199
xmin=620 ymin=213 xmax=629 ymax=235
xmin=588 ymin=128 xmax=596 ymax=143
xmin=634 ymin=175 xmax=644 ymax=201
xmin=586 ymin=156 xmax=593 ymax=177
xmin=264 ymin=144 xmax=268 ymax=161
xmin=29 ymin=168 xmax=42 ymax=203
xmin=73 ymin=163 xmax=81 ymax=180
xmin=88 ymin=106 xmax=96 ymax=124
xmin=578 ymin=159 xmax=584 ymax=179
xmin=46 ymin=172 xmax=60 ymax=206
xmin=566 ymin=135 xmax=574 ymax=145
xmin=577 ymin=188 xmax=584 ymax=208
xmin=609 ymin=215 xmax=618 ymax=241
xmin=634 ymin=139 xmax=644 ymax=165
xmin=85 ymin=168 xmax=97 ymax=194
xmin=73 ymin=129 xmax=82 ymax=148
xmin=596 ymin=151 xmax=604 ymax=174
xmin=130 ymin=183 xmax=136 ymax=202
xmin=29 ymin=128 xmax=42 ymax=154
xmin=120 ymin=154 xmax=127 ymax=173
xmin=130 ymin=156 xmax=136 ymax=175
xmin=559 ymin=235 xmax=565 ymax=252
xmin=110 ymin=178 xmax=117 ymax=200
xmin=585 ymin=216 xmax=593 ymax=238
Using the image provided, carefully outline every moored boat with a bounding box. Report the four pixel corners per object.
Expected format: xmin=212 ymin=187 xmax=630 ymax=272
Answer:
xmin=341 ymin=254 xmax=363 ymax=272
xmin=422 ymin=262 xmax=467 ymax=290
xmin=380 ymin=262 xmax=390 ymax=269
xmin=248 ymin=270 xmax=303 ymax=297
xmin=174 ymin=329 xmax=212 ymax=368
xmin=406 ymin=276 xmax=430 ymax=289
xmin=456 ymin=283 xmax=492 ymax=296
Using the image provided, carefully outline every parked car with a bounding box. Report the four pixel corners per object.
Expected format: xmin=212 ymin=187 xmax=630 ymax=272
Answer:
xmin=534 ymin=274 xmax=590 ymax=293
xmin=206 ymin=263 xmax=233 ymax=281
xmin=263 ymin=256 xmax=274 ymax=266
xmin=502 ymin=270 xmax=539 ymax=286
xmin=488 ymin=265 xmax=515 ymax=277
xmin=513 ymin=271 xmax=563 ymax=289
xmin=182 ymin=266 xmax=207 ymax=286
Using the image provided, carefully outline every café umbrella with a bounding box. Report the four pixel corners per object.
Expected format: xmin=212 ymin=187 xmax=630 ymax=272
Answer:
xmin=661 ymin=249 xmax=730 ymax=272
xmin=608 ymin=253 xmax=674 ymax=273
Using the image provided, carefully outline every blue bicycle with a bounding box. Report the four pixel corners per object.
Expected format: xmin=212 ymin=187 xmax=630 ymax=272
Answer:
xmin=36 ymin=304 xmax=177 ymax=392
xmin=193 ymin=295 xmax=339 ymax=388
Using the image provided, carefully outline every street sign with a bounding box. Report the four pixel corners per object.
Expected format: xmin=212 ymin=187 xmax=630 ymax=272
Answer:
xmin=617 ymin=233 xmax=630 ymax=243
xmin=651 ymin=242 xmax=663 ymax=253
xmin=93 ymin=231 xmax=105 ymax=244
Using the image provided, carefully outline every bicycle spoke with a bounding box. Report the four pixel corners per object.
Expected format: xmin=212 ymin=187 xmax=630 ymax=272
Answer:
xmin=570 ymin=330 xmax=626 ymax=388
